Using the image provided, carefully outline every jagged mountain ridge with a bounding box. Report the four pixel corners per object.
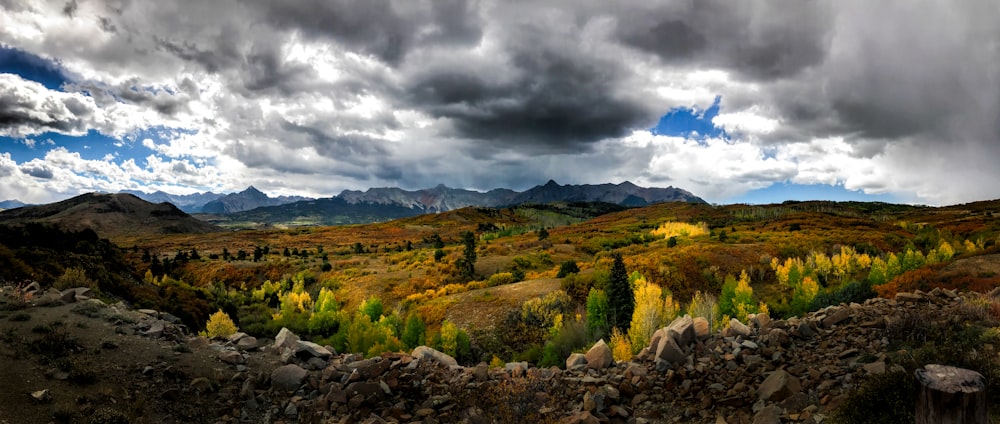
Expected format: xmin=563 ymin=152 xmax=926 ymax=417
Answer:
xmin=200 ymin=186 xmax=311 ymax=214
xmin=0 ymin=192 xmax=221 ymax=239
xmin=120 ymin=189 xmax=222 ymax=213
xmin=338 ymin=180 xmax=704 ymax=212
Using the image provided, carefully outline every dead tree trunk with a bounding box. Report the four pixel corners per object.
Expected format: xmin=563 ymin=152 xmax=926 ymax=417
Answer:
xmin=915 ymin=364 xmax=987 ymax=424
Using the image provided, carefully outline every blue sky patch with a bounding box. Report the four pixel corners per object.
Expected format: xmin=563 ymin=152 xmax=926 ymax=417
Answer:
xmin=0 ymin=46 xmax=71 ymax=90
xmin=651 ymin=96 xmax=726 ymax=139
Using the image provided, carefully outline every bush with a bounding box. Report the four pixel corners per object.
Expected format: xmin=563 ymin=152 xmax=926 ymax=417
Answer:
xmin=200 ymin=310 xmax=238 ymax=339
xmin=54 ymin=267 xmax=97 ymax=291
xmin=486 ymin=272 xmax=516 ymax=287
xmin=556 ymin=260 xmax=580 ymax=278
xmin=831 ymin=370 xmax=914 ymax=424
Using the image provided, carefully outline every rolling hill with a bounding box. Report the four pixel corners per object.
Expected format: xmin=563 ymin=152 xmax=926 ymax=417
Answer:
xmin=0 ymin=192 xmax=221 ymax=240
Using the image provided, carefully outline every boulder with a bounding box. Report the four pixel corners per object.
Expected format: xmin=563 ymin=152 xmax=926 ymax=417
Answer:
xmin=758 ymin=369 xmax=801 ymax=402
xmin=821 ymin=308 xmax=851 ymax=328
xmin=218 ymin=350 xmax=245 ymax=365
xmin=295 ymin=340 xmax=333 ymax=359
xmin=896 ymin=292 xmax=924 ymax=303
xmin=766 ymin=328 xmax=790 ymax=348
xmin=654 ymin=331 xmax=687 ymax=365
xmin=585 ymin=339 xmax=614 ymax=369
xmin=667 ymin=315 xmax=696 ymax=346
xmin=145 ymin=322 xmax=165 ymax=338
xmin=271 ymin=364 xmax=308 ymax=392
xmin=726 ymin=318 xmax=752 ymax=338
xmin=692 ymin=317 xmax=711 ymax=340
xmin=566 ymin=353 xmax=588 ymax=369
xmin=795 ymin=321 xmax=816 ymax=339
xmin=236 ymin=336 xmax=259 ymax=351
xmin=412 ymin=346 xmax=458 ymax=367
xmin=274 ymin=327 xmax=300 ymax=351
xmin=752 ymin=404 xmax=782 ymax=424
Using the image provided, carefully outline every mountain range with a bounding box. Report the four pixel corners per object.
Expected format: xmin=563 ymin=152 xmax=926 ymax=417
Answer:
xmin=0 ymin=181 xmax=704 ymax=232
xmin=121 ymin=180 xmax=704 ymax=215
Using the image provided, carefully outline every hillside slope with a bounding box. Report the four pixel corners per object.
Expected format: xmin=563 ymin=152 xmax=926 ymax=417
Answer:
xmin=0 ymin=193 xmax=221 ymax=240
xmin=1 ymin=286 xmax=996 ymax=423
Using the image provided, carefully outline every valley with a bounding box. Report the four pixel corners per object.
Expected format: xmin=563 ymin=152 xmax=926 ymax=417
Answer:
xmin=1 ymin=195 xmax=999 ymax=422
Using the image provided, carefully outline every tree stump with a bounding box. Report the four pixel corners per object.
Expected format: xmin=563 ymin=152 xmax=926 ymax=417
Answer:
xmin=915 ymin=364 xmax=987 ymax=424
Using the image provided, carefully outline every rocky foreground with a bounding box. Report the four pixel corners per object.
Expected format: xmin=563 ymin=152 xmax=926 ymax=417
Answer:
xmin=1 ymin=284 xmax=996 ymax=424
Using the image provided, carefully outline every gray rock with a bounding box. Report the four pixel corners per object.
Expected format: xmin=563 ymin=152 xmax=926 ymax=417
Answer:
xmin=145 ymin=321 xmax=165 ymax=338
xmin=655 ymin=331 xmax=687 ymax=365
xmin=236 ymin=336 xmax=259 ymax=351
xmin=895 ymin=292 xmax=924 ymax=303
xmin=767 ymin=328 xmax=791 ymax=347
xmin=585 ymin=339 xmax=614 ymax=369
xmin=219 ymin=350 xmax=245 ymax=365
xmin=758 ymin=369 xmax=801 ymax=402
xmin=752 ymin=405 xmax=782 ymax=424
xmin=667 ymin=315 xmax=696 ymax=346
xmin=727 ymin=318 xmax=752 ymax=338
xmin=821 ymin=308 xmax=851 ymax=328
xmin=692 ymin=317 xmax=711 ymax=340
xmin=271 ymin=364 xmax=308 ymax=392
xmin=412 ymin=346 xmax=458 ymax=367
xmin=295 ymin=340 xmax=333 ymax=359
xmin=274 ymin=327 xmax=300 ymax=351
xmin=566 ymin=352 xmax=587 ymax=369
xmin=796 ymin=321 xmax=816 ymax=338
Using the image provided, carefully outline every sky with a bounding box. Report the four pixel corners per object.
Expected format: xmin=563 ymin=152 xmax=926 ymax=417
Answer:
xmin=1 ymin=1 xmax=999 ymax=206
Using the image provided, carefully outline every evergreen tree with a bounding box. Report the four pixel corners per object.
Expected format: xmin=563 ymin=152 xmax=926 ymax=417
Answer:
xmin=606 ymin=252 xmax=634 ymax=332
xmin=459 ymin=231 xmax=477 ymax=280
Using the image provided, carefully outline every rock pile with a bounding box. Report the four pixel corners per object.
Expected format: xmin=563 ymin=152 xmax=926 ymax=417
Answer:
xmin=3 ymin=282 xmax=992 ymax=423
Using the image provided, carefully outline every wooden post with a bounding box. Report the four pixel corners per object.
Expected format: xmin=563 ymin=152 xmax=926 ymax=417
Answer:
xmin=915 ymin=364 xmax=987 ymax=424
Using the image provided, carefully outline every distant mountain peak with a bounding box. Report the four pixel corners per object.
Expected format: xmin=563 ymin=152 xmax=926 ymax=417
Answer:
xmin=543 ymin=179 xmax=560 ymax=187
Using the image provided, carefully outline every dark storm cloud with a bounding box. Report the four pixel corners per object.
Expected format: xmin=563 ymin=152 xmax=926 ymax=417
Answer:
xmin=66 ymin=78 xmax=193 ymax=115
xmin=280 ymin=120 xmax=388 ymax=157
xmin=242 ymin=0 xmax=483 ymax=65
xmin=614 ymin=0 xmax=832 ymax=80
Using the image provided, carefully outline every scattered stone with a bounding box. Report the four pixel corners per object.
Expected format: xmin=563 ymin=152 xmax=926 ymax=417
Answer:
xmin=726 ymin=318 xmax=752 ymax=338
xmin=295 ymin=340 xmax=333 ymax=359
xmin=752 ymin=405 xmax=782 ymax=424
xmin=796 ymin=321 xmax=817 ymax=338
xmin=758 ymin=369 xmax=801 ymax=402
xmin=145 ymin=321 xmax=165 ymax=338
xmin=566 ymin=352 xmax=587 ymax=369
xmin=692 ymin=317 xmax=711 ymax=339
xmin=667 ymin=315 xmax=696 ymax=346
xmin=412 ymin=346 xmax=458 ymax=367
xmin=896 ymin=292 xmax=924 ymax=303
xmin=654 ymin=331 xmax=687 ymax=365
xmin=236 ymin=336 xmax=259 ymax=351
xmin=822 ymin=309 xmax=851 ymax=328
xmin=274 ymin=327 xmax=300 ymax=351
xmin=30 ymin=389 xmax=51 ymax=403
xmin=863 ymin=361 xmax=886 ymax=375
xmin=190 ymin=377 xmax=213 ymax=392
xmin=271 ymin=364 xmax=308 ymax=392
xmin=219 ymin=350 xmax=245 ymax=364
xmin=585 ymin=339 xmax=613 ymax=370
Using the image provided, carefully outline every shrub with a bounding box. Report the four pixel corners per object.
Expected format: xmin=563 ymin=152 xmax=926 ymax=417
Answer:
xmin=609 ymin=328 xmax=632 ymax=362
xmin=486 ymin=272 xmax=516 ymax=287
xmin=54 ymin=267 xmax=97 ymax=291
xmin=556 ymin=260 xmax=580 ymax=278
xmin=831 ymin=370 xmax=914 ymax=424
xmin=200 ymin=310 xmax=238 ymax=339
xmin=585 ymin=288 xmax=609 ymax=340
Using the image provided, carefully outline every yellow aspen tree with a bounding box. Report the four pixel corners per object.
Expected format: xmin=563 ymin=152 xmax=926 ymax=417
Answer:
xmin=628 ymin=276 xmax=663 ymax=353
